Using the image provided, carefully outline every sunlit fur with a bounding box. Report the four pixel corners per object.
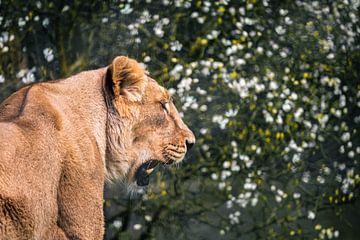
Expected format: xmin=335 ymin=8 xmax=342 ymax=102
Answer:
xmin=0 ymin=56 xmax=194 ymax=239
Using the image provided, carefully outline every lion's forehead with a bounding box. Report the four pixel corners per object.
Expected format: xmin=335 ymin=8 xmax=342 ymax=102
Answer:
xmin=146 ymin=79 xmax=171 ymax=102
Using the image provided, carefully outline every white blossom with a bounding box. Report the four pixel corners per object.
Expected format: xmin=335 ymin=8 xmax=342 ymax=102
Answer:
xmin=43 ymin=48 xmax=54 ymax=62
xmin=307 ymin=210 xmax=316 ymax=220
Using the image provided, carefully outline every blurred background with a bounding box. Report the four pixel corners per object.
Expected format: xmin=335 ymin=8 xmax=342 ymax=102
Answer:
xmin=1 ymin=0 xmax=360 ymax=239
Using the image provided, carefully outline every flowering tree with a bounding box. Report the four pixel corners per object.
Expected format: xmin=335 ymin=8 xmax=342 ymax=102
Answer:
xmin=1 ymin=0 xmax=359 ymax=239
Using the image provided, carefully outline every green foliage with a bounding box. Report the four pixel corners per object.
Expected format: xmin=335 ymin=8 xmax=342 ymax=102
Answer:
xmin=1 ymin=0 xmax=360 ymax=239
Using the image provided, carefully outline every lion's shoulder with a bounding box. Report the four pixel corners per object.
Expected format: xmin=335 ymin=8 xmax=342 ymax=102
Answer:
xmin=0 ymin=85 xmax=32 ymax=122
xmin=0 ymin=83 xmax=64 ymax=131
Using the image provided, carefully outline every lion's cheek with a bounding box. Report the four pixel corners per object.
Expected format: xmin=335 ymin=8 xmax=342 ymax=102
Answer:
xmin=132 ymin=133 xmax=167 ymax=160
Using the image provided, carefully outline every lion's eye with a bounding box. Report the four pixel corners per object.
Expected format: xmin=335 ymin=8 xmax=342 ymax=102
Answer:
xmin=161 ymin=101 xmax=170 ymax=113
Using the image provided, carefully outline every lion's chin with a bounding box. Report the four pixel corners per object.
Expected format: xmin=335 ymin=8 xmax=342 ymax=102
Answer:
xmin=135 ymin=160 xmax=162 ymax=186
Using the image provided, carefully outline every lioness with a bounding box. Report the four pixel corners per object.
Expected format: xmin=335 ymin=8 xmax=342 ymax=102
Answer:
xmin=0 ymin=56 xmax=195 ymax=239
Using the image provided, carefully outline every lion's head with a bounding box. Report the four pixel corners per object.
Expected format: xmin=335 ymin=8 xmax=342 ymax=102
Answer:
xmin=104 ymin=56 xmax=195 ymax=186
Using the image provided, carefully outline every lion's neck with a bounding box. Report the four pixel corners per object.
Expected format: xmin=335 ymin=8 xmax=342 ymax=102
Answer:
xmin=62 ymin=68 xmax=109 ymax=173
xmin=104 ymin=112 xmax=131 ymax=181
xmin=102 ymin=70 xmax=132 ymax=181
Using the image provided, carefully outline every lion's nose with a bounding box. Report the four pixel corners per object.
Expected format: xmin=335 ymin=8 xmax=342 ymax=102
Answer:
xmin=185 ymin=137 xmax=195 ymax=151
xmin=180 ymin=123 xmax=195 ymax=151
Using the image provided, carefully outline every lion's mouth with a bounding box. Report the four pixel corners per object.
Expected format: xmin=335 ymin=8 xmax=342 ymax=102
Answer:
xmin=135 ymin=150 xmax=186 ymax=186
xmin=135 ymin=160 xmax=162 ymax=186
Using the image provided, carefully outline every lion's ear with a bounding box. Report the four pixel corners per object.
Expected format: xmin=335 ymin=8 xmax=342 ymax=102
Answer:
xmin=109 ymin=56 xmax=147 ymax=102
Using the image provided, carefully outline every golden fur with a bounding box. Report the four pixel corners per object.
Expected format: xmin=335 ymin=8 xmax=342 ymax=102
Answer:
xmin=0 ymin=56 xmax=195 ymax=239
